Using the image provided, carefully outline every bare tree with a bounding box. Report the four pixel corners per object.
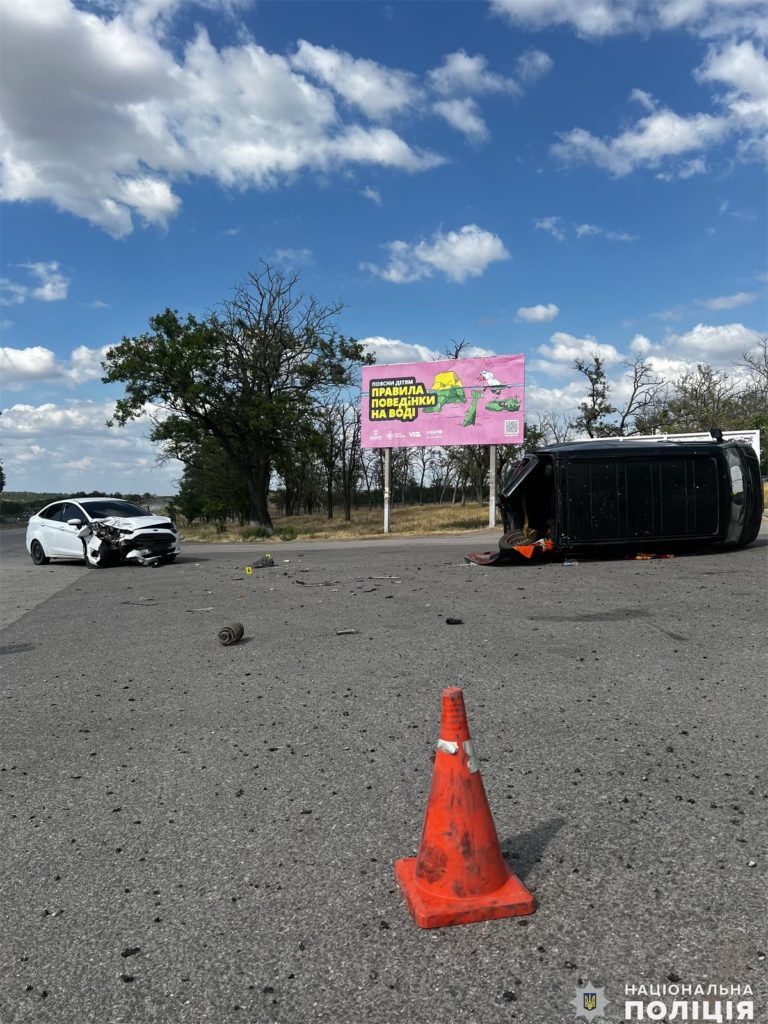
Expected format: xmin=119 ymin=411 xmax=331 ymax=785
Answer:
xmin=738 ymin=336 xmax=768 ymax=393
xmin=536 ymin=411 xmax=575 ymax=445
xmin=616 ymin=358 xmax=665 ymax=435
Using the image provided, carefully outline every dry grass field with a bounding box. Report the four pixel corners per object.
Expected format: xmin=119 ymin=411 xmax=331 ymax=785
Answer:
xmin=180 ymin=502 xmax=494 ymax=543
xmin=181 ymin=481 xmax=768 ymax=543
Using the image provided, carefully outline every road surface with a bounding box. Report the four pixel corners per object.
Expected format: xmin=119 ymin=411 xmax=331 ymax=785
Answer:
xmin=1 ymin=527 xmax=766 ymax=1023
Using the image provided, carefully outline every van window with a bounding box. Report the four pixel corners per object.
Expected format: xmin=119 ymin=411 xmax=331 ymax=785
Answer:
xmin=723 ymin=446 xmax=746 ymax=542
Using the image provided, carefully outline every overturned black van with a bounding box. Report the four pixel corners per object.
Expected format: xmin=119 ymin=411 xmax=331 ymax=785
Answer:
xmin=497 ymin=438 xmax=763 ymax=557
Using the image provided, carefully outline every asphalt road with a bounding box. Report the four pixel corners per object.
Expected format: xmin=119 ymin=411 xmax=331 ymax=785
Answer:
xmin=1 ymin=526 xmax=766 ymax=1024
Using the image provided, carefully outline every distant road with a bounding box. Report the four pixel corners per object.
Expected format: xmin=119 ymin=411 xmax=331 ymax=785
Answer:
xmin=0 ymin=525 xmax=502 ymax=631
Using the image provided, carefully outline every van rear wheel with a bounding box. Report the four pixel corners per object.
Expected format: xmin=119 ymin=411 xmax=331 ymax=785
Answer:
xmin=499 ymin=529 xmax=534 ymax=549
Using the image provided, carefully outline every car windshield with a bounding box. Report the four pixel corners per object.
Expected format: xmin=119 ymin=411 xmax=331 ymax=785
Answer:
xmin=82 ymin=500 xmax=152 ymax=519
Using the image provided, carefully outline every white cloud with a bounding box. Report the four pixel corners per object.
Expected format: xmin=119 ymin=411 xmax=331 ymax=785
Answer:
xmin=517 ymin=303 xmax=560 ymax=322
xmin=515 ymin=49 xmax=554 ymax=84
xmin=0 ymin=346 xmax=59 ymax=384
xmin=426 ymin=49 xmax=552 ymax=141
xmin=655 ymin=156 xmax=708 ymax=181
xmin=0 ymin=2 xmax=442 ymax=237
xmin=698 ymin=39 xmax=768 ymax=102
xmin=526 ymin=320 xmax=768 ymax=428
xmin=274 ymin=247 xmax=313 ymax=266
xmin=654 ymin=290 xmax=760 ymax=319
xmin=490 ymin=0 xmax=768 ymax=40
xmin=290 ymin=40 xmax=421 ymax=119
xmin=630 ymin=333 xmax=654 ymax=353
xmin=360 ymin=336 xmax=496 ymax=364
xmin=433 ymin=98 xmax=489 ymax=142
xmin=536 ymin=331 xmax=623 ymax=375
xmin=552 ymin=108 xmax=729 ymax=176
xmin=551 ymin=39 xmax=768 ymax=178
xmin=696 ymin=39 xmax=768 ymax=157
xmin=1 ymin=399 xmax=118 ymax=434
xmin=574 ymin=223 xmax=637 ymax=241
xmin=535 ymin=217 xmax=637 ymax=242
xmin=526 ymin=380 xmax=588 ymax=415
xmin=361 ymin=186 xmax=382 ymax=204
xmin=361 ymin=224 xmax=510 ymax=284
xmin=700 ymin=290 xmax=757 ymax=309
xmin=490 ymin=0 xmax=639 ymax=38
xmin=719 ymin=199 xmax=758 ymax=221
xmin=630 ymin=87 xmax=657 ymax=112
xmin=427 ymin=50 xmax=520 ymax=96
xmin=360 ymin=337 xmax=442 ymax=363
xmin=0 ymin=262 xmax=70 ymax=306
xmin=534 ymin=215 xmax=567 ymax=241
xmin=0 ymin=398 xmax=183 ymax=492
xmin=666 ymin=321 xmax=763 ymax=355
xmin=0 ymin=344 xmax=109 ymax=389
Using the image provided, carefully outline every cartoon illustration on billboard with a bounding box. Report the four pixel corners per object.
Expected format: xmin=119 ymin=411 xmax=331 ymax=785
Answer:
xmin=422 ymin=370 xmax=466 ymax=413
xmin=361 ymin=354 xmax=525 ymax=449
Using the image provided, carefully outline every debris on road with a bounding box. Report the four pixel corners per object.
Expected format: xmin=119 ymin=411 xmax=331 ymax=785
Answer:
xmin=247 ymin=554 xmax=275 ymax=571
xmin=336 ymin=628 xmax=359 ymax=635
xmin=217 ymin=623 xmax=244 ymax=646
xmin=445 ymin=617 xmax=463 ymax=625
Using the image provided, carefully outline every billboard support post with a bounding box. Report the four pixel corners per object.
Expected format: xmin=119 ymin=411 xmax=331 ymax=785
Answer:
xmin=488 ymin=445 xmax=496 ymax=529
xmin=383 ymin=448 xmax=391 ymax=534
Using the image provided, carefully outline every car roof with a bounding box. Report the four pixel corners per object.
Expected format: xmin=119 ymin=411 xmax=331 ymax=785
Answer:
xmin=63 ymin=497 xmax=140 ymax=505
xmin=540 ymin=439 xmax=737 ymax=456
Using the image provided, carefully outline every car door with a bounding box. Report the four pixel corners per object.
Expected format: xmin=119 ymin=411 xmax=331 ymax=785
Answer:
xmin=58 ymin=502 xmax=88 ymax=558
xmin=36 ymin=502 xmax=69 ymax=555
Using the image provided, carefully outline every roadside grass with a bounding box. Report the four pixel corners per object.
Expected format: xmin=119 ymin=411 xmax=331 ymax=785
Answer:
xmin=180 ymin=503 xmax=494 ymax=543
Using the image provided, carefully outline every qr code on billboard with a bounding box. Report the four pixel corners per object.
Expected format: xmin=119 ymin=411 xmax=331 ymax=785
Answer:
xmin=504 ymin=419 xmax=520 ymax=437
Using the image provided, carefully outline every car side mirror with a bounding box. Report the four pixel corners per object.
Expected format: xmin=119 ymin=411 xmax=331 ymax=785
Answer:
xmin=67 ymin=518 xmax=83 ymax=527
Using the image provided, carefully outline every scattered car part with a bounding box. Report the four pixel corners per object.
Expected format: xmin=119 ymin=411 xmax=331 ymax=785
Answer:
xmin=218 ymin=623 xmax=244 ymax=646
xmin=248 ymin=554 xmax=275 ymax=569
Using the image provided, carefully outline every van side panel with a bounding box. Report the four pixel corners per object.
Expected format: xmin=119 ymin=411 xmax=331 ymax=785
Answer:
xmin=564 ymin=462 xmax=620 ymax=540
xmin=562 ymin=454 xmax=721 ymax=544
xmin=625 ymin=460 xmax=654 ymax=538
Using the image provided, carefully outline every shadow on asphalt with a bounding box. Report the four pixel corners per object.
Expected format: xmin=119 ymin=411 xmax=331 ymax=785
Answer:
xmin=500 ymin=816 xmax=567 ymax=883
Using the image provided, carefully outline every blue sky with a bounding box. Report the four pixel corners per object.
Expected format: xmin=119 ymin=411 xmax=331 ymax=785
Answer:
xmin=1 ymin=0 xmax=766 ymax=494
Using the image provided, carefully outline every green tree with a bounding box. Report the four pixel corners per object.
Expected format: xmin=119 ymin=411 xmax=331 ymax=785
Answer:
xmin=570 ymin=356 xmax=617 ymax=437
xmin=103 ymin=264 xmax=371 ymax=531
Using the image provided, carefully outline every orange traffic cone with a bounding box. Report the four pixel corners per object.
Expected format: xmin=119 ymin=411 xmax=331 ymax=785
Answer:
xmin=395 ymin=687 xmax=536 ymax=928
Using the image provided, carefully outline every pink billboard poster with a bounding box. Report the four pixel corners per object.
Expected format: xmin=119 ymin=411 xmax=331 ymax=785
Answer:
xmin=361 ymin=354 xmax=525 ymax=449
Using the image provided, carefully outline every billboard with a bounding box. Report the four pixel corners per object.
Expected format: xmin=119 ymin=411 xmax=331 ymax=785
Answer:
xmin=361 ymin=354 xmax=525 ymax=449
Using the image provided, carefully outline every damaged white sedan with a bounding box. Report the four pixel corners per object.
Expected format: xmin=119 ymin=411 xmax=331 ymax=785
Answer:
xmin=26 ymin=497 xmax=181 ymax=568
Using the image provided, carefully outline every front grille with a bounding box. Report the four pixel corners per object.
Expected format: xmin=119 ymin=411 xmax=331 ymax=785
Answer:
xmin=134 ymin=536 xmax=175 ymax=553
